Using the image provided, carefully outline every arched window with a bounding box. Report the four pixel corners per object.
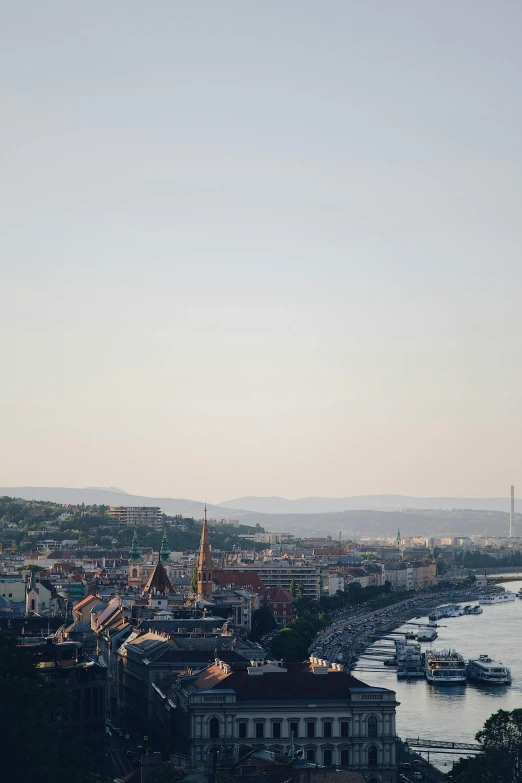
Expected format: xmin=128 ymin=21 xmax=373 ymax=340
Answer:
xmin=368 ymin=715 xmax=378 ymax=737
xmin=203 ymin=573 xmax=207 ymax=582
xmin=209 ymin=717 xmax=220 ymax=739
xmin=31 ymin=599 xmax=35 ymax=611
xmin=132 ymin=568 xmax=137 ymax=578
xmin=368 ymin=745 xmax=378 ymax=767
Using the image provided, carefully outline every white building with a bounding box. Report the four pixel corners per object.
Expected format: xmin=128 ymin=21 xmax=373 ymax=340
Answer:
xmin=107 ymin=506 xmax=164 ymax=527
xmin=158 ymin=656 xmax=398 ymax=782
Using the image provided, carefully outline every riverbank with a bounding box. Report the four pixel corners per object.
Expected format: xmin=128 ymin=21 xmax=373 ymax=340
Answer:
xmin=315 ymin=587 xmax=483 ymax=669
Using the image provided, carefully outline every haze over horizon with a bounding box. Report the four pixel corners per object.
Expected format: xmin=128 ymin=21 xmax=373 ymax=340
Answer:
xmin=2 ymin=1 xmax=522 ymax=500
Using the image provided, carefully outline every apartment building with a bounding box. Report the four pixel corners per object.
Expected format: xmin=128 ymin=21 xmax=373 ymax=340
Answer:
xmin=221 ymin=562 xmax=321 ymax=600
xmin=107 ymin=506 xmax=164 ymax=527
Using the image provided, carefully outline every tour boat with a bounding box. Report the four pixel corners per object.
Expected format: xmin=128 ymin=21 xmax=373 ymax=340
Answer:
xmin=396 ymin=640 xmax=425 ymax=678
xmin=416 ymin=627 xmax=438 ymax=642
xmin=425 ymin=649 xmax=467 ymax=684
xmin=464 ymin=605 xmax=483 ymax=615
xmin=466 ymin=655 xmax=511 ymax=685
xmin=479 ymin=591 xmax=516 ymax=605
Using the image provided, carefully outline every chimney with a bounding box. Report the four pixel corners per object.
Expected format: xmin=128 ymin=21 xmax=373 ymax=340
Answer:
xmin=510 ymin=486 xmax=515 ymax=538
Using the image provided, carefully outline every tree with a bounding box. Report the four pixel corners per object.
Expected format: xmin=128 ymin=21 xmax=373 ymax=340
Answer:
xmin=289 ymin=578 xmax=298 ymax=598
xmin=149 ymin=764 xmax=187 ymax=783
xmin=189 ymin=567 xmax=198 ymax=593
xmin=297 ymin=581 xmax=304 ymax=600
xmin=250 ymin=606 xmax=277 ymax=641
xmin=0 ymin=632 xmax=99 ymax=783
xmin=449 ymin=709 xmax=522 ymax=782
xmin=435 ymin=554 xmax=448 ymax=575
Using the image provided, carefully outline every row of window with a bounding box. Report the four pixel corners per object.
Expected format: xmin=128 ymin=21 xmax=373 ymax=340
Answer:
xmin=209 ymin=716 xmax=378 ymax=740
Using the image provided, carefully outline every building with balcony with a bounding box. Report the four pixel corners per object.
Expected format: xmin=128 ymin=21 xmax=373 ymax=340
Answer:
xmin=154 ymin=657 xmax=398 ymax=783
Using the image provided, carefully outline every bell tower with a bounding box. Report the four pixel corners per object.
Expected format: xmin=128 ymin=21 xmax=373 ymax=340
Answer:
xmin=128 ymin=523 xmax=143 ymax=589
xmin=197 ymin=505 xmax=213 ymax=596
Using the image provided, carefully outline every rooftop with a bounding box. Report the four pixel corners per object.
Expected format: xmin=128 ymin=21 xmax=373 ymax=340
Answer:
xmin=184 ymin=660 xmax=395 ymax=702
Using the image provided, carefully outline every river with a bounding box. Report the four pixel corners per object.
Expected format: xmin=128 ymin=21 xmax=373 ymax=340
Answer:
xmin=353 ymin=580 xmax=522 ymax=770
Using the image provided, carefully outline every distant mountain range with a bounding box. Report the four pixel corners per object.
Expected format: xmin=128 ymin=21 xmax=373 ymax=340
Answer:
xmin=1 ymin=487 xmax=520 ymax=539
xmin=218 ymin=494 xmax=520 ymax=514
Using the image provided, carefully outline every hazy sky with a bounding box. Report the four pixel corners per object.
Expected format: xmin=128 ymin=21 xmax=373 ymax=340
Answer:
xmin=2 ymin=1 xmax=522 ymax=501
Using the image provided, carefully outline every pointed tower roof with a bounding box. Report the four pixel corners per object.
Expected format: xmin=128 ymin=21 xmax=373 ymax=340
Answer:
xmin=159 ymin=523 xmax=171 ymax=561
xmin=129 ymin=523 xmax=142 ymax=562
xmin=197 ymin=504 xmax=213 ymax=595
xmin=27 ymin=569 xmax=38 ymax=592
xmin=143 ymin=559 xmax=174 ymax=596
xmin=198 ymin=505 xmax=211 ymax=568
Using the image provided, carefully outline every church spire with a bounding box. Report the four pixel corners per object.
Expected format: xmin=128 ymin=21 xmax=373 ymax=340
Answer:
xmin=129 ymin=522 xmax=142 ymax=562
xmin=159 ymin=522 xmax=171 ymax=561
xmin=197 ymin=504 xmax=213 ymax=595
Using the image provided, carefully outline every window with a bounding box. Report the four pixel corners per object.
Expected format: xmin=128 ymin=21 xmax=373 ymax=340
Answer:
xmin=255 ymin=722 xmax=264 ymax=739
xmin=340 ymin=749 xmax=350 ymax=766
xmin=340 ymin=721 xmax=349 ymax=738
xmin=209 ymin=718 xmax=220 ymax=739
xmin=323 ymin=721 xmax=332 ymax=738
xmin=306 ymin=748 xmax=316 ymax=762
xmin=238 ymin=722 xmax=247 ymax=739
xmin=323 ymin=749 xmax=333 ymax=766
xmin=289 ymin=721 xmax=299 ymax=738
xmin=306 ymin=722 xmax=315 ymax=738
xmin=368 ymin=745 xmax=378 ymax=767
xmin=272 ymin=722 xmax=281 ymax=739
xmin=368 ymin=716 xmax=378 ymax=738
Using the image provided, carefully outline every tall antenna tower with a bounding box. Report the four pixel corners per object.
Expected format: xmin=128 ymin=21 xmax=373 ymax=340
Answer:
xmin=510 ymin=485 xmax=514 ymax=538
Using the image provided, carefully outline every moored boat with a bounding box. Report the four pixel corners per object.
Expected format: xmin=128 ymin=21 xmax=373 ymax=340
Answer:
xmin=479 ymin=591 xmax=516 ymax=605
xmin=466 ymin=655 xmax=511 ymax=685
xmin=425 ymin=648 xmax=467 ymax=684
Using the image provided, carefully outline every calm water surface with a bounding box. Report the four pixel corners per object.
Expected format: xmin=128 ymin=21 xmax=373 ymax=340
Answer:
xmin=354 ymin=581 xmax=522 ymax=765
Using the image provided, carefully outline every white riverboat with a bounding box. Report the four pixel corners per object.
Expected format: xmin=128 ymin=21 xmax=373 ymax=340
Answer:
xmin=396 ymin=640 xmax=425 ymax=678
xmin=466 ymin=655 xmax=511 ymax=685
xmin=464 ymin=604 xmax=483 ymax=615
xmin=425 ymin=649 xmax=467 ymax=684
xmin=479 ymin=591 xmax=516 ymax=605
xmin=416 ymin=627 xmax=438 ymax=642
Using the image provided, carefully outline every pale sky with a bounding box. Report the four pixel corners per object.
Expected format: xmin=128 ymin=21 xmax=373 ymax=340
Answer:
xmin=1 ymin=1 xmax=521 ymax=501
